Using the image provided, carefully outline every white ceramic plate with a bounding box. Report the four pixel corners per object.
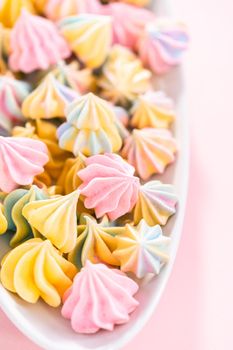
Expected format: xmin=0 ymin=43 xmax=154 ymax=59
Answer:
xmin=0 ymin=1 xmax=189 ymax=349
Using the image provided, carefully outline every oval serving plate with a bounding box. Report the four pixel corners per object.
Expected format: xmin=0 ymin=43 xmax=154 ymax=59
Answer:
xmin=0 ymin=0 xmax=189 ymax=349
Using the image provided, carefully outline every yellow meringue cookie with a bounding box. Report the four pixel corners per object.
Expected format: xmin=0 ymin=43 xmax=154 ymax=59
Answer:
xmin=57 ymin=154 xmax=86 ymax=195
xmin=33 ymin=0 xmax=47 ymax=12
xmin=0 ymin=203 xmax=7 ymax=235
xmin=22 ymin=190 xmax=80 ymax=253
xmin=0 ymin=0 xmax=35 ymax=28
xmin=0 ymin=238 xmax=77 ymax=307
xmin=57 ymin=93 xmax=122 ymax=156
xmin=130 ymin=91 xmax=175 ymax=129
xmin=98 ymin=45 xmax=152 ymax=106
xmin=59 ymin=15 xmax=112 ymax=69
xmin=22 ymin=73 xmax=78 ymax=120
xmin=13 ymin=120 xmax=71 ymax=182
xmin=68 ymin=214 xmax=124 ymax=269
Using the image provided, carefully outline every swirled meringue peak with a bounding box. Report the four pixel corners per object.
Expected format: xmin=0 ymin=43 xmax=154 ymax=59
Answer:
xmin=98 ymin=45 xmax=152 ymax=105
xmin=59 ymin=14 xmax=112 ymax=69
xmin=61 ymin=260 xmax=139 ymax=333
xmin=78 ymin=153 xmax=140 ymax=220
xmin=57 ymin=93 xmax=122 ymax=156
xmin=9 ymin=9 xmax=71 ymax=73
xmin=68 ymin=214 xmax=125 ymax=269
xmin=0 ymin=238 xmax=77 ymax=307
xmin=138 ymin=19 xmax=189 ymax=74
xmin=134 ymin=181 xmax=178 ymax=226
xmin=113 ymin=219 xmax=170 ymax=278
xmin=52 ymin=61 xmax=96 ymax=94
xmin=0 ymin=74 xmax=31 ymax=131
xmin=130 ymin=91 xmax=175 ymax=129
xmin=0 ymin=0 xmax=35 ymax=28
xmin=0 ymin=203 xmax=7 ymax=235
xmin=22 ymin=190 xmax=80 ymax=253
xmin=122 ymin=128 xmax=177 ymax=180
xmin=3 ymin=185 xmax=48 ymax=247
xmin=0 ymin=136 xmax=49 ymax=193
xmin=102 ymin=2 xmax=155 ymax=49
xmin=22 ymin=73 xmax=78 ymax=120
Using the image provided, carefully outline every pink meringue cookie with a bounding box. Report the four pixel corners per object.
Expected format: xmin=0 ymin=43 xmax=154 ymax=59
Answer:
xmin=0 ymin=136 xmax=49 ymax=193
xmin=78 ymin=153 xmax=140 ymax=220
xmin=101 ymin=2 xmax=155 ymax=49
xmin=9 ymin=9 xmax=71 ymax=73
xmin=62 ymin=260 xmax=139 ymax=333
xmin=138 ymin=19 xmax=189 ymax=74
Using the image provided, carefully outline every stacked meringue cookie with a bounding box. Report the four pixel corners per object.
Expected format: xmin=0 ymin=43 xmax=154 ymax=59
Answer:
xmin=0 ymin=0 xmax=188 ymax=335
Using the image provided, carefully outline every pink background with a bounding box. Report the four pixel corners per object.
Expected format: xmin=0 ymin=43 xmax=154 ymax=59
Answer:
xmin=1 ymin=0 xmax=233 ymax=349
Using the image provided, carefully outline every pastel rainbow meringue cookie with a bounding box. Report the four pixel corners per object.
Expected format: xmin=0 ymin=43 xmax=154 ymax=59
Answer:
xmin=0 ymin=203 xmax=7 ymax=235
xmin=138 ymin=19 xmax=189 ymax=74
xmin=45 ymin=0 xmax=103 ymax=21
xmin=98 ymin=45 xmax=152 ymax=105
xmin=78 ymin=153 xmax=140 ymax=221
xmin=61 ymin=260 xmax=139 ymax=333
xmin=9 ymin=9 xmax=71 ymax=73
xmin=130 ymin=91 xmax=175 ymax=129
xmin=3 ymin=186 xmax=48 ymax=247
xmin=22 ymin=73 xmax=78 ymax=120
xmin=134 ymin=181 xmax=178 ymax=226
xmin=113 ymin=219 xmax=171 ymax=278
xmin=57 ymin=93 xmax=122 ymax=156
xmin=59 ymin=14 xmax=112 ymax=69
xmin=0 ymin=0 xmax=35 ymax=28
xmin=0 ymin=238 xmax=77 ymax=307
xmin=121 ymin=128 xmax=177 ymax=180
xmin=102 ymin=2 xmax=155 ymax=49
xmin=52 ymin=61 xmax=96 ymax=95
xmin=0 ymin=136 xmax=49 ymax=193
xmin=0 ymin=74 xmax=31 ymax=132
xmin=22 ymin=190 xmax=80 ymax=253
xmin=68 ymin=214 xmax=125 ymax=269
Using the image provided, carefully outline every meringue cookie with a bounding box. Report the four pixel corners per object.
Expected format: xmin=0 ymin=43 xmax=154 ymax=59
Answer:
xmin=102 ymin=3 xmax=155 ymax=49
xmin=9 ymin=9 xmax=71 ymax=73
xmin=130 ymin=91 xmax=175 ymax=129
xmin=78 ymin=153 xmax=140 ymax=220
xmin=57 ymin=93 xmax=122 ymax=156
xmin=0 ymin=238 xmax=77 ymax=307
xmin=121 ymin=128 xmax=177 ymax=180
xmin=33 ymin=0 xmax=47 ymax=12
xmin=3 ymin=186 xmax=47 ymax=247
xmin=13 ymin=120 xmax=70 ymax=182
xmin=134 ymin=181 xmax=178 ymax=226
xmin=113 ymin=219 xmax=170 ymax=278
xmin=59 ymin=14 xmax=112 ymax=69
xmin=138 ymin=20 xmax=189 ymax=74
xmin=45 ymin=0 xmax=103 ymax=20
xmin=57 ymin=154 xmax=86 ymax=195
xmin=62 ymin=260 xmax=139 ymax=333
xmin=52 ymin=61 xmax=96 ymax=94
xmin=98 ymin=45 xmax=151 ymax=105
xmin=22 ymin=190 xmax=80 ymax=253
xmin=22 ymin=73 xmax=78 ymax=120
xmin=0 ymin=0 xmax=35 ymax=28
xmin=0 ymin=75 xmax=31 ymax=132
xmin=0 ymin=203 xmax=7 ymax=235
xmin=68 ymin=214 xmax=124 ymax=269
xmin=0 ymin=136 xmax=49 ymax=193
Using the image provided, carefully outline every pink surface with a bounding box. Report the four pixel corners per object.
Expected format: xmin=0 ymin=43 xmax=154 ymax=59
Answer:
xmin=1 ymin=0 xmax=233 ymax=348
